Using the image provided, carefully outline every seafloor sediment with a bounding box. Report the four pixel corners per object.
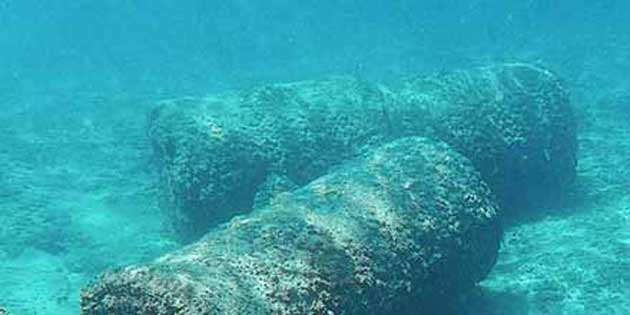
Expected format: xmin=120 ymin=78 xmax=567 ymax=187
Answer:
xmin=0 ymin=97 xmax=178 ymax=315
xmin=461 ymin=102 xmax=630 ymax=314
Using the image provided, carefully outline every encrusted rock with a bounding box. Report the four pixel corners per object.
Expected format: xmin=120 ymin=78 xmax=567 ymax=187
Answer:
xmin=398 ymin=63 xmax=577 ymax=211
xmin=81 ymin=137 xmax=502 ymax=315
xmin=148 ymin=78 xmax=410 ymax=241
xmin=149 ymin=63 xmax=576 ymax=240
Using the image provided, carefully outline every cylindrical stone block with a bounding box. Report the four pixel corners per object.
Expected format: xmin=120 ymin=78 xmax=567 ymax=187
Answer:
xmin=81 ymin=137 xmax=502 ymax=315
xmin=147 ymin=78 xmax=413 ymax=241
xmin=149 ymin=63 xmax=576 ymax=240
xmin=397 ymin=63 xmax=577 ymax=211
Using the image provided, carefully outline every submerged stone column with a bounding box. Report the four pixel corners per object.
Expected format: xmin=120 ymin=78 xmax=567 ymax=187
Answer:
xmin=148 ymin=78 xmax=417 ymax=241
xmin=397 ymin=63 xmax=577 ymax=212
xmin=81 ymin=137 xmax=502 ymax=315
xmin=149 ymin=63 xmax=576 ymax=241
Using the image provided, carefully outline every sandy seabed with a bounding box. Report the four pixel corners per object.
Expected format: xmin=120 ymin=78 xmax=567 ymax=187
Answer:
xmin=1 ymin=79 xmax=629 ymax=315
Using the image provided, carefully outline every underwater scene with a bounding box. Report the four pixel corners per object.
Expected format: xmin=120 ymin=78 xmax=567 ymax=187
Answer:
xmin=1 ymin=1 xmax=629 ymax=314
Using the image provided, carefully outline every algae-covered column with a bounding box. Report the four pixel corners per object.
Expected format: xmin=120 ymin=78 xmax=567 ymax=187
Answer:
xmin=81 ymin=137 xmax=502 ymax=315
xmin=149 ymin=63 xmax=576 ymax=241
xmin=397 ymin=63 xmax=577 ymax=212
xmin=148 ymin=78 xmax=417 ymax=241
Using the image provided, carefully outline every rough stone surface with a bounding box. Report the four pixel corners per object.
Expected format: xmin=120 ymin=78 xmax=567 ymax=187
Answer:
xmin=147 ymin=77 xmax=418 ymax=241
xmin=81 ymin=137 xmax=502 ymax=315
xmin=398 ymin=63 xmax=577 ymax=212
xmin=148 ymin=63 xmax=576 ymax=240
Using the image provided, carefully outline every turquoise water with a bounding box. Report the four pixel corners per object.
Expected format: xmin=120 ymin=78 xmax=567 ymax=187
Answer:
xmin=1 ymin=1 xmax=629 ymax=314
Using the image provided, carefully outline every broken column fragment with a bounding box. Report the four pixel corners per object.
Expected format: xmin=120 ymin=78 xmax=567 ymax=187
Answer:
xmin=397 ymin=63 xmax=577 ymax=212
xmin=81 ymin=137 xmax=502 ymax=315
xmin=148 ymin=63 xmax=576 ymax=240
xmin=147 ymin=78 xmax=416 ymax=241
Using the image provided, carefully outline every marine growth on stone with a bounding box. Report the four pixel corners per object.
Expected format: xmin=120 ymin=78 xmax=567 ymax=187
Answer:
xmin=81 ymin=137 xmax=502 ymax=315
xmin=148 ymin=63 xmax=576 ymax=241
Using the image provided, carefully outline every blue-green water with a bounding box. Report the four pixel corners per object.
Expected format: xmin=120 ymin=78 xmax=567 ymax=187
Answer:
xmin=1 ymin=1 xmax=629 ymax=314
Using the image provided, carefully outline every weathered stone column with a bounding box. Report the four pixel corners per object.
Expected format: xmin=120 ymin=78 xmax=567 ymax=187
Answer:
xmin=149 ymin=63 xmax=576 ymax=241
xmin=398 ymin=63 xmax=577 ymax=212
xmin=81 ymin=137 xmax=501 ymax=315
xmin=148 ymin=78 xmax=408 ymax=241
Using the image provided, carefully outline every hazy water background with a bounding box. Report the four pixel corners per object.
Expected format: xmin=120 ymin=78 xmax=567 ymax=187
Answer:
xmin=1 ymin=1 xmax=630 ymax=314
xmin=2 ymin=1 xmax=628 ymax=95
